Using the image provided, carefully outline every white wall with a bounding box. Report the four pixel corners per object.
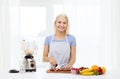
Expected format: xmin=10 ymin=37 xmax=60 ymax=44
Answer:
xmin=0 ymin=0 xmax=20 ymax=71
xmin=112 ymin=0 xmax=120 ymax=71
xmin=0 ymin=0 xmax=11 ymax=71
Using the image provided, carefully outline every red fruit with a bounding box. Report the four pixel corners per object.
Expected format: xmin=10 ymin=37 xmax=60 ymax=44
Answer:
xmin=98 ymin=67 xmax=103 ymax=75
xmin=79 ymin=67 xmax=84 ymax=71
xmin=79 ymin=67 xmax=88 ymax=71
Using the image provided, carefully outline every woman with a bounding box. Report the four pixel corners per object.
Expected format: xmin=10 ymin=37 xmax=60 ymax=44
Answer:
xmin=43 ymin=14 xmax=76 ymax=70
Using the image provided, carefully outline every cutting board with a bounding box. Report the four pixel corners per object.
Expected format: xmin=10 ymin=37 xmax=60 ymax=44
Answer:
xmin=46 ymin=69 xmax=71 ymax=73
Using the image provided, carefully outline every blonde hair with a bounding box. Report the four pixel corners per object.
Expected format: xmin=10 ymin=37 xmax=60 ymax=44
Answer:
xmin=54 ymin=14 xmax=70 ymax=35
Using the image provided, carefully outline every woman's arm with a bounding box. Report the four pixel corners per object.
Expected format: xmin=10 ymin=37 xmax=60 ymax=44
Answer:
xmin=43 ymin=45 xmax=49 ymax=62
xmin=65 ymin=46 xmax=76 ymax=68
xmin=43 ymin=45 xmax=57 ymax=66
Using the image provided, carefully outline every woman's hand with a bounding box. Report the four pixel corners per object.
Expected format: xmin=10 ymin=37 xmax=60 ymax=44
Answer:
xmin=49 ymin=57 xmax=57 ymax=66
xmin=64 ymin=64 xmax=72 ymax=70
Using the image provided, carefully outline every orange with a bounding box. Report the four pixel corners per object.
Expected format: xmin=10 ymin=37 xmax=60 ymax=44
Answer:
xmin=91 ymin=65 xmax=98 ymax=70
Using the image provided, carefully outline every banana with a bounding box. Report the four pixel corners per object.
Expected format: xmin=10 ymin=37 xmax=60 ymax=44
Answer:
xmin=80 ymin=68 xmax=94 ymax=76
xmin=80 ymin=71 xmax=94 ymax=76
xmin=80 ymin=68 xmax=93 ymax=73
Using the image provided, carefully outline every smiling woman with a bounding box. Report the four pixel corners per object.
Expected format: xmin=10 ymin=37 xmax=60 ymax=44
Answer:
xmin=43 ymin=14 xmax=76 ymax=70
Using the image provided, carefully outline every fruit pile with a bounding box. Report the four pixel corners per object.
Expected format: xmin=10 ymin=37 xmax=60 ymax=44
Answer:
xmin=71 ymin=65 xmax=106 ymax=76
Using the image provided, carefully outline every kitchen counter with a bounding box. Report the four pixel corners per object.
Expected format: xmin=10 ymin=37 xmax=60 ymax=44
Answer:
xmin=1 ymin=68 xmax=120 ymax=79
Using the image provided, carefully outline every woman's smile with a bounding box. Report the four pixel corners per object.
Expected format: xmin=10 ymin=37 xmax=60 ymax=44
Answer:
xmin=57 ymin=25 xmax=66 ymax=32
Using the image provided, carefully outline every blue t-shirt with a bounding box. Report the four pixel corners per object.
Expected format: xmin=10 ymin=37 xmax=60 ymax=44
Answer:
xmin=44 ymin=34 xmax=76 ymax=46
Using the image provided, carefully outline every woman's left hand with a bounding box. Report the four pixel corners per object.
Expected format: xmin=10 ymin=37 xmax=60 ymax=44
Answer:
xmin=64 ymin=64 xmax=72 ymax=70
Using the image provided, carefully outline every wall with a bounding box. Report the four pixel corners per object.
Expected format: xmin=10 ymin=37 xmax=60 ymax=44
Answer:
xmin=112 ymin=0 xmax=120 ymax=71
xmin=0 ymin=0 xmax=11 ymax=71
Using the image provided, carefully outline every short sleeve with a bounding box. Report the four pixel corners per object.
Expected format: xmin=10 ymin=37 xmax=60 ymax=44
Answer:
xmin=71 ymin=36 xmax=76 ymax=46
xmin=44 ymin=35 xmax=52 ymax=46
xmin=67 ymin=35 xmax=76 ymax=46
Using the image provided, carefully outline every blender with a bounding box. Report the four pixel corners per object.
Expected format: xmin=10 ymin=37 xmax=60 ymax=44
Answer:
xmin=20 ymin=40 xmax=37 ymax=72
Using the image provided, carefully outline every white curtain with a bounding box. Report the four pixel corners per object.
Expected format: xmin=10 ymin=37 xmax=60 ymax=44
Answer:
xmin=0 ymin=0 xmax=20 ymax=71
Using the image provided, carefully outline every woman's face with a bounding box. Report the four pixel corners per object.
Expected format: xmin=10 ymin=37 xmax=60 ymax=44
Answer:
xmin=55 ymin=16 xmax=68 ymax=33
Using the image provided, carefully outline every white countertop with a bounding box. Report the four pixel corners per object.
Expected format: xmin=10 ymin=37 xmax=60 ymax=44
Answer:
xmin=1 ymin=68 xmax=120 ymax=79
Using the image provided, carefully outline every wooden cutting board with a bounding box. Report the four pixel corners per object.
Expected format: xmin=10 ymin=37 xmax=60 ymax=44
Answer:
xmin=46 ymin=69 xmax=71 ymax=73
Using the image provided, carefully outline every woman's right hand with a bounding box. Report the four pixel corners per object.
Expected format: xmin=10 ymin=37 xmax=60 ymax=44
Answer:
xmin=49 ymin=57 xmax=57 ymax=66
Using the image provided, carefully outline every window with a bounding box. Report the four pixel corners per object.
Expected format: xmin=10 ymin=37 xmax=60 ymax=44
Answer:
xmin=20 ymin=6 xmax=47 ymax=67
xmin=20 ymin=6 xmax=46 ymax=38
